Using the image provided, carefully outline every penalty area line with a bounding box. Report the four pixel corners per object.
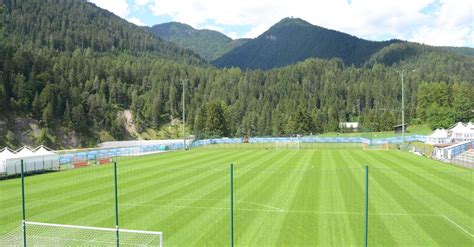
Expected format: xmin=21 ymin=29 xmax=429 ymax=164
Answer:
xmin=442 ymin=215 xmax=473 ymax=238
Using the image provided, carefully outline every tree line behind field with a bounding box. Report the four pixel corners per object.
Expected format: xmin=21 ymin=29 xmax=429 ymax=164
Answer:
xmin=1 ymin=43 xmax=472 ymax=147
xmin=0 ymin=0 xmax=473 ymax=148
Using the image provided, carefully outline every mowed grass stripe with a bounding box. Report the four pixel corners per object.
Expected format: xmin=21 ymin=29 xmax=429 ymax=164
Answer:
xmin=368 ymin=151 xmax=473 ymax=244
xmin=118 ymin=149 xmax=273 ymax=233
xmin=24 ymin=150 xmax=243 ymax=221
xmin=335 ymin=150 xmax=371 ymax=245
xmin=1 ymin=148 xmax=472 ymax=246
xmin=192 ymin=150 xmax=303 ymax=245
xmin=169 ymin=150 xmax=298 ymax=246
xmin=272 ymin=151 xmax=314 ymax=246
xmin=274 ymin=150 xmax=321 ymax=245
xmin=1 ymin=150 xmax=243 ymax=234
xmin=234 ymin=151 xmax=304 ymax=245
xmin=357 ymin=152 xmax=439 ymax=245
xmin=325 ymin=150 xmax=357 ymax=245
xmin=158 ymin=150 xmax=282 ymax=245
xmin=131 ymin=150 xmax=287 ymax=245
xmin=1 ymin=149 xmax=229 ymax=212
xmin=362 ymin=151 xmax=470 ymax=246
xmin=383 ymin=151 xmax=473 ymax=189
xmin=342 ymin=150 xmax=399 ymax=246
xmin=245 ymin=151 xmax=313 ymax=246
xmin=370 ymin=151 xmax=472 ymax=224
xmin=53 ymin=151 xmax=250 ymax=230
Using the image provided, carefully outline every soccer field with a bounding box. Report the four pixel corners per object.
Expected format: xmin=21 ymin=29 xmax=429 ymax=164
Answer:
xmin=0 ymin=147 xmax=472 ymax=246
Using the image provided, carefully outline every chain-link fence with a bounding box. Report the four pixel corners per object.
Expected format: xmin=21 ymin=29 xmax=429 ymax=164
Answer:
xmin=1 ymin=153 xmax=472 ymax=246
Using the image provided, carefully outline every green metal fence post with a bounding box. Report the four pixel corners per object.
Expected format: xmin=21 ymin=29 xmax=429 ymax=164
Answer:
xmin=230 ymin=163 xmax=234 ymax=247
xmin=114 ymin=161 xmax=120 ymax=247
xmin=364 ymin=165 xmax=369 ymax=247
xmin=21 ymin=159 xmax=26 ymax=247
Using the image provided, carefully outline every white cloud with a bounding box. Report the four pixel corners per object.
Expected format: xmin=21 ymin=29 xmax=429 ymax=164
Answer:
xmin=88 ymin=0 xmax=130 ymax=18
xmin=134 ymin=0 xmax=153 ymax=6
xmin=201 ymin=25 xmax=225 ymax=33
xmin=145 ymin=0 xmax=473 ymax=46
xmin=226 ymin=32 xmax=239 ymax=39
xmin=127 ymin=17 xmax=146 ymax=26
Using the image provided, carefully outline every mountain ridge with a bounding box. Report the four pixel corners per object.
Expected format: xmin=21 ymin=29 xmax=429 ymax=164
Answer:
xmin=212 ymin=17 xmax=402 ymax=69
xmin=150 ymin=22 xmax=249 ymax=61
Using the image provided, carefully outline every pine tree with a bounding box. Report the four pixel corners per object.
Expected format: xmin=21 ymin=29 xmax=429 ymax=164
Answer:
xmin=42 ymin=103 xmax=54 ymax=127
xmin=205 ymin=101 xmax=228 ymax=137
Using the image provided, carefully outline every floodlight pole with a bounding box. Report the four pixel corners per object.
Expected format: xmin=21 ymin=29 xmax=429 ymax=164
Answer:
xmin=182 ymin=78 xmax=188 ymax=150
xmin=398 ymin=69 xmax=416 ymax=150
xmin=114 ymin=161 xmax=119 ymax=246
xmin=401 ymin=71 xmax=405 ymax=150
xmin=21 ymin=159 xmax=26 ymax=247
xmin=364 ymin=165 xmax=369 ymax=247
xmin=230 ymin=163 xmax=234 ymax=247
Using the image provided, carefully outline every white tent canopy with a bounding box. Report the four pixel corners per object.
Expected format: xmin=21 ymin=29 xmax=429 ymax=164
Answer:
xmin=430 ymin=129 xmax=448 ymax=138
xmin=0 ymin=146 xmax=59 ymax=176
xmin=33 ymin=146 xmax=56 ymax=156
xmin=0 ymin=148 xmax=15 ymax=159
xmin=15 ymin=146 xmax=35 ymax=158
xmin=450 ymin=122 xmax=469 ymax=133
xmin=426 ymin=128 xmax=450 ymax=145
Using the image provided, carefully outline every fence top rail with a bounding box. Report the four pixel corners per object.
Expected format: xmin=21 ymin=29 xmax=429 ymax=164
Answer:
xmin=192 ymin=135 xmax=427 ymax=146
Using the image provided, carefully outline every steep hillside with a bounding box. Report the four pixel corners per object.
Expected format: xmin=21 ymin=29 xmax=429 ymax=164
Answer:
xmin=150 ymin=22 xmax=249 ymax=61
xmin=441 ymin=46 xmax=474 ymax=57
xmin=1 ymin=0 xmax=203 ymax=63
xmin=0 ymin=3 xmax=472 ymax=148
xmin=212 ymin=17 xmax=400 ymax=70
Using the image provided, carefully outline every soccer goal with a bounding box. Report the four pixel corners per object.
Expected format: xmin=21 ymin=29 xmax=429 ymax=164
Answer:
xmin=362 ymin=142 xmax=389 ymax=150
xmin=0 ymin=221 xmax=163 ymax=247
xmin=275 ymin=141 xmax=300 ymax=150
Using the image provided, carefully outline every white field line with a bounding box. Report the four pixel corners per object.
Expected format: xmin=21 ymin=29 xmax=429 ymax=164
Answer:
xmin=32 ymin=198 xmax=442 ymax=217
xmin=29 ymin=235 xmax=158 ymax=247
xmin=238 ymin=200 xmax=285 ymax=212
xmin=21 ymin=199 xmax=474 ymax=240
xmin=26 ymin=221 xmax=162 ymax=235
xmin=442 ymin=215 xmax=473 ymax=238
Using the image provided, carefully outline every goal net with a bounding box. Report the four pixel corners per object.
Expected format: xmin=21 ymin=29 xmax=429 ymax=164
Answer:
xmin=275 ymin=141 xmax=300 ymax=150
xmin=363 ymin=142 xmax=389 ymax=151
xmin=0 ymin=221 xmax=163 ymax=247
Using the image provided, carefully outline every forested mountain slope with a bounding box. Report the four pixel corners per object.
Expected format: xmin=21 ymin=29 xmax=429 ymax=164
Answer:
xmin=0 ymin=0 xmax=203 ymax=62
xmin=212 ymin=17 xmax=400 ymax=70
xmin=0 ymin=1 xmax=473 ymax=149
xmin=150 ymin=22 xmax=249 ymax=61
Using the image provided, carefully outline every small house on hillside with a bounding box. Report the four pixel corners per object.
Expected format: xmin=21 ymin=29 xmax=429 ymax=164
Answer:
xmin=339 ymin=122 xmax=359 ymax=131
xmin=393 ymin=124 xmax=408 ymax=134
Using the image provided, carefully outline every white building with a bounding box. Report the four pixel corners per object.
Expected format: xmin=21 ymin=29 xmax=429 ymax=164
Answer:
xmin=339 ymin=122 xmax=359 ymax=130
xmin=449 ymin=122 xmax=474 ymax=142
xmin=426 ymin=122 xmax=474 ymax=146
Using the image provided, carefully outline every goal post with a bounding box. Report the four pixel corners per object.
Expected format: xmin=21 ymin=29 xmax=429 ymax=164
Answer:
xmin=0 ymin=221 xmax=163 ymax=247
xmin=363 ymin=141 xmax=389 ymax=151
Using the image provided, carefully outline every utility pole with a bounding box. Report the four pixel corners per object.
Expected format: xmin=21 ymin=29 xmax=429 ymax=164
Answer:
xmin=401 ymin=71 xmax=405 ymax=150
xmin=398 ymin=69 xmax=416 ymax=150
xmin=182 ymin=78 xmax=188 ymax=150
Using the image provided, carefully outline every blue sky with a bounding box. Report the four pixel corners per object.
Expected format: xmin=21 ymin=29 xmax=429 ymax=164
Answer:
xmin=89 ymin=0 xmax=473 ymax=47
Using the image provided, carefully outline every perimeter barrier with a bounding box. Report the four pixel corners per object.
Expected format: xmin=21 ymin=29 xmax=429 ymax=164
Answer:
xmin=1 ymin=158 xmax=471 ymax=246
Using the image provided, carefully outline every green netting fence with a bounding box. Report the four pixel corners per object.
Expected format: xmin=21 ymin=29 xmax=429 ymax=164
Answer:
xmin=0 ymin=157 xmax=472 ymax=246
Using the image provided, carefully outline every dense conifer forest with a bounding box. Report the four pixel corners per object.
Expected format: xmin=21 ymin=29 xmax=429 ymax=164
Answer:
xmin=0 ymin=0 xmax=473 ymax=148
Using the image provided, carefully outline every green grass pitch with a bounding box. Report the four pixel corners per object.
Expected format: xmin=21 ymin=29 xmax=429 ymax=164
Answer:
xmin=0 ymin=147 xmax=472 ymax=246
